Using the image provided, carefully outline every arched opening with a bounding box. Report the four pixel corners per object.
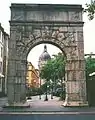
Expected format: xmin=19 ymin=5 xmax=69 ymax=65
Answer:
xmin=26 ymin=43 xmax=66 ymax=107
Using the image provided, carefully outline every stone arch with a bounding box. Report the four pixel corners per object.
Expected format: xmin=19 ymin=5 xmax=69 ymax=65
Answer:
xmin=25 ymin=40 xmax=66 ymax=58
xmin=7 ymin=4 xmax=88 ymax=106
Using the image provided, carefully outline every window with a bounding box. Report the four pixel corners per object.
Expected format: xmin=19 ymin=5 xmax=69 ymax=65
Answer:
xmin=0 ymin=62 xmax=2 ymax=73
xmin=1 ymin=47 xmax=3 ymax=58
xmin=2 ymin=34 xmax=4 ymax=43
xmin=0 ymin=31 xmax=2 ymax=41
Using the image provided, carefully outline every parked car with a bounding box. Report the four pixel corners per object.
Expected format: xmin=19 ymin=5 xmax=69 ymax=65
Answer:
xmin=53 ymin=88 xmax=65 ymax=97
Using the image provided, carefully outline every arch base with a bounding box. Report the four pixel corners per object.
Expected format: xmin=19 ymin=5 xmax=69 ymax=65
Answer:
xmin=3 ymin=102 xmax=30 ymax=108
xmin=62 ymin=101 xmax=88 ymax=107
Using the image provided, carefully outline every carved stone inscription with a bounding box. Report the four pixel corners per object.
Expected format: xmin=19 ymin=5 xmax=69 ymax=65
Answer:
xmin=69 ymin=12 xmax=82 ymax=21
xmin=26 ymin=11 xmax=68 ymax=21
xmin=11 ymin=10 xmax=24 ymax=21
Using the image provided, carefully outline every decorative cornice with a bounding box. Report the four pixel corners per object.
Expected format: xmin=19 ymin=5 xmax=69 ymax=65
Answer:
xmin=9 ymin=20 xmax=84 ymax=26
xmin=10 ymin=4 xmax=83 ymax=11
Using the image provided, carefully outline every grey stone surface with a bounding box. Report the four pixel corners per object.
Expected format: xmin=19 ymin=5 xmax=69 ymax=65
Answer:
xmin=7 ymin=4 xmax=87 ymax=106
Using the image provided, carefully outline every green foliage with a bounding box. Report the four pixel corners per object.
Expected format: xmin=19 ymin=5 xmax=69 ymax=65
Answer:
xmin=84 ymin=1 xmax=95 ymax=20
xmin=85 ymin=56 xmax=95 ymax=79
xmin=26 ymin=87 xmax=42 ymax=96
xmin=40 ymin=59 xmax=53 ymax=81
xmin=40 ymin=53 xmax=65 ymax=84
xmin=40 ymin=82 xmax=47 ymax=93
xmin=85 ymin=56 xmax=95 ymax=106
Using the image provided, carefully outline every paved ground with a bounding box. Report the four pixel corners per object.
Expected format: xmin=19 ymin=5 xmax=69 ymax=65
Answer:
xmin=1 ymin=95 xmax=95 ymax=119
xmin=1 ymin=95 xmax=95 ymax=113
xmin=0 ymin=95 xmax=64 ymax=112
xmin=28 ymin=95 xmax=63 ymax=106
xmin=27 ymin=95 xmax=63 ymax=112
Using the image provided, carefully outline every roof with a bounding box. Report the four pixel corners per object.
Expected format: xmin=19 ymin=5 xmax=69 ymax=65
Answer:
xmin=39 ymin=45 xmax=51 ymax=61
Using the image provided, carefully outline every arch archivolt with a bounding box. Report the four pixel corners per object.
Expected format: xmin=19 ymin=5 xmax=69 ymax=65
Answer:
xmin=15 ymin=25 xmax=77 ymax=58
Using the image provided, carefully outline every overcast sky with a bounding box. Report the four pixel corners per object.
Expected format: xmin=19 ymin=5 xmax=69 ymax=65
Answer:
xmin=0 ymin=0 xmax=95 ymax=68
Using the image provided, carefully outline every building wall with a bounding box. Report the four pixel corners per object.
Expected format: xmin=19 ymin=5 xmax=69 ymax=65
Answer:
xmin=3 ymin=33 xmax=9 ymax=94
xmin=0 ymin=23 xmax=9 ymax=95
xmin=26 ymin=62 xmax=39 ymax=88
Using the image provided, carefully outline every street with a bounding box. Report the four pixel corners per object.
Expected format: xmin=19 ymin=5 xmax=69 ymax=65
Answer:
xmin=1 ymin=95 xmax=95 ymax=112
xmin=0 ymin=95 xmax=95 ymax=119
xmin=26 ymin=94 xmax=64 ymax=112
xmin=0 ymin=95 xmax=64 ymax=112
xmin=1 ymin=113 xmax=95 ymax=120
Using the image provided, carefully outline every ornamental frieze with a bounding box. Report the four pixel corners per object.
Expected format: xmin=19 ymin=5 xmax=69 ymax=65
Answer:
xmin=12 ymin=11 xmax=24 ymax=21
xmin=69 ymin=12 xmax=81 ymax=21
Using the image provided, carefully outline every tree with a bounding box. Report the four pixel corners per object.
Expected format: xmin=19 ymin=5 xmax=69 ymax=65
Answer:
xmin=85 ymin=56 xmax=95 ymax=105
xmin=40 ymin=53 xmax=65 ymax=84
xmin=84 ymin=1 xmax=95 ymax=20
xmin=54 ymin=53 xmax=66 ymax=100
xmin=40 ymin=59 xmax=54 ymax=101
xmin=40 ymin=82 xmax=47 ymax=93
xmin=40 ymin=53 xmax=66 ymax=100
xmin=85 ymin=56 xmax=95 ymax=79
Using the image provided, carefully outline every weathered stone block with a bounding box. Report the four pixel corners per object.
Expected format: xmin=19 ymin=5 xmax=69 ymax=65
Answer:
xmin=68 ymin=11 xmax=82 ymax=22
xmin=77 ymin=31 xmax=84 ymax=41
xmin=67 ymin=93 xmax=80 ymax=101
xmin=66 ymin=80 xmax=87 ymax=101
xmin=77 ymin=49 xmax=84 ymax=60
xmin=8 ymin=41 xmax=16 ymax=49
xmin=11 ymin=10 xmax=24 ymax=21
xmin=7 ymin=76 xmax=15 ymax=83
xmin=7 ymin=84 xmax=14 ymax=103
xmin=10 ymin=30 xmax=17 ymax=41
xmin=26 ymin=11 xmax=68 ymax=21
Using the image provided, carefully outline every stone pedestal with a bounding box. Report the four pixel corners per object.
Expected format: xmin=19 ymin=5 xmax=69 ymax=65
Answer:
xmin=62 ymin=80 xmax=88 ymax=107
xmin=62 ymin=101 xmax=88 ymax=107
xmin=3 ymin=102 xmax=30 ymax=108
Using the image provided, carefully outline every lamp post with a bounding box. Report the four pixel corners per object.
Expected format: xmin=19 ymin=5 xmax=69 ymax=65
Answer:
xmin=38 ymin=64 xmax=42 ymax=100
xmin=60 ymin=78 xmax=65 ymax=100
xmin=39 ymin=77 xmax=41 ymax=99
xmin=50 ymin=79 xmax=53 ymax=99
xmin=44 ymin=81 xmax=48 ymax=101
